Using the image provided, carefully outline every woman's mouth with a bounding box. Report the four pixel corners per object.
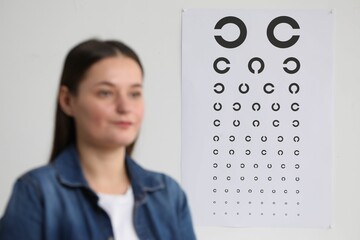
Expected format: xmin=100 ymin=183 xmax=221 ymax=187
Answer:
xmin=113 ymin=121 xmax=132 ymax=128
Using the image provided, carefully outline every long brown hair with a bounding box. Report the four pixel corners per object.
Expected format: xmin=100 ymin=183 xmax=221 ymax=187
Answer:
xmin=49 ymin=39 xmax=144 ymax=162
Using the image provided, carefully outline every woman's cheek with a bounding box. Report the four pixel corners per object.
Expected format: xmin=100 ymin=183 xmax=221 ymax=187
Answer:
xmin=81 ymin=103 xmax=108 ymax=129
xmin=136 ymin=102 xmax=145 ymax=121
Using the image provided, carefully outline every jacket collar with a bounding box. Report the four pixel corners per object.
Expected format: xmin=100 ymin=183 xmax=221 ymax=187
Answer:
xmin=53 ymin=144 xmax=89 ymax=188
xmin=53 ymin=144 xmax=165 ymax=203
xmin=125 ymin=155 xmax=165 ymax=203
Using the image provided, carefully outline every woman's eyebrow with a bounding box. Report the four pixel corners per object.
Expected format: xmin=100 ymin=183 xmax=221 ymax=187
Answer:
xmin=94 ymin=81 xmax=115 ymax=87
xmin=131 ymin=83 xmax=143 ymax=88
xmin=93 ymin=81 xmax=143 ymax=89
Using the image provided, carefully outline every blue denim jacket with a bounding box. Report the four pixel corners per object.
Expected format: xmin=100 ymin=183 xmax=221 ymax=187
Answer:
xmin=0 ymin=145 xmax=196 ymax=240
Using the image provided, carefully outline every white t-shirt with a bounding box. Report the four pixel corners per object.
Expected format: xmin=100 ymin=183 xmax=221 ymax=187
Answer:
xmin=97 ymin=187 xmax=139 ymax=240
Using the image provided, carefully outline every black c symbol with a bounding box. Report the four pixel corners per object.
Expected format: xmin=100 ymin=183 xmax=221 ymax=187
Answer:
xmin=213 ymin=57 xmax=231 ymax=74
xmin=233 ymin=120 xmax=240 ymax=127
xmin=213 ymin=135 xmax=220 ymax=142
xmin=214 ymin=83 xmax=225 ymax=94
xmin=291 ymin=103 xmax=300 ymax=111
xmin=272 ymin=103 xmax=280 ymax=111
xmin=239 ymin=83 xmax=250 ymax=94
xmin=229 ymin=149 xmax=235 ymax=155
xmin=253 ymin=120 xmax=260 ymax=127
xmin=213 ymin=102 xmax=222 ymax=111
xmin=214 ymin=16 xmax=247 ymax=48
xmin=252 ymin=103 xmax=261 ymax=111
xmin=292 ymin=120 xmax=300 ymax=127
xmin=294 ymin=136 xmax=300 ymax=142
xmin=289 ymin=83 xmax=300 ymax=94
xmin=261 ymin=150 xmax=267 ymax=155
xmin=248 ymin=57 xmax=265 ymax=74
xmin=283 ymin=57 xmax=301 ymax=74
xmin=213 ymin=149 xmax=219 ymax=155
xmin=267 ymin=16 xmax=300 ymax=48
xmin=273 ymin=120 xmax=280 ymax=127
xmin=245 ymin=135 xmax=251 ymax=142
xmin=214 ymin=119 xmax=221 ymax=127
xmin=264 ymin=83 xmax=275 ymax=94
xmin=245 ymin=150 xmax=251 ymax=155
xmin=233 ymin=102 xmax=241 ymax=111
xmin=229 ymin=135 xmax=235 ymax=142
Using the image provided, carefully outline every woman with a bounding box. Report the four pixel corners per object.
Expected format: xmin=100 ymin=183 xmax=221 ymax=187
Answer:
xmin=0 ymin=39 xmax=196 ymax=240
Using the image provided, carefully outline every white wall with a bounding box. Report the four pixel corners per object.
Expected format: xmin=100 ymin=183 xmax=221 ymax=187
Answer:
xmin=0 ymin=0 xmax=359 ymax=239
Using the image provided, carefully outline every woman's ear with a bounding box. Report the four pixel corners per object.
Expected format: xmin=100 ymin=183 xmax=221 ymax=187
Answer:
xmin=59 ymin=86 xmax=74 ymax=116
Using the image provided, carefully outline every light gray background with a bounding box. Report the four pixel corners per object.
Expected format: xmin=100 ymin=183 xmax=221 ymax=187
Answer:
xmin=0 ymin=0 xmax=359 ymax=239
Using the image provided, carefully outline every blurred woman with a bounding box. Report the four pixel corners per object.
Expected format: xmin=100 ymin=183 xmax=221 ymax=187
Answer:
xmin=0 ymin=39 xmax=196 ymax=240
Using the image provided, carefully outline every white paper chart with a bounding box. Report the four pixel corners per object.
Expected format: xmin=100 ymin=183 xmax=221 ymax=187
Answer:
xmin=181 ymin=9 xmax=333 ymax=228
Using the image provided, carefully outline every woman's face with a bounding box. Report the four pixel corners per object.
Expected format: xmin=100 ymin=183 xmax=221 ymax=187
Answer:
xmin=61 ymin=56 xmax=144 ymax=150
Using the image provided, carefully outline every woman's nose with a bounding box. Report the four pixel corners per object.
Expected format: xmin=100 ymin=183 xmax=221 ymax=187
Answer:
xmin=116 ymin=95 xmax=130 ymax=113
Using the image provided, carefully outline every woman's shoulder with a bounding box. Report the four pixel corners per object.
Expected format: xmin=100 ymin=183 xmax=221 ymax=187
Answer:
xmin=15 ymin=164 xmax=57 ymax=189
xmin=146 ymin=168 xmax=182 ymax=191
xmin=2 ymin=164 xmax=59 ymax=208
xmin=127 ymin=158 xmax=187 ymax=206
xmin=126 ymin=157 xmax=182 ymax=191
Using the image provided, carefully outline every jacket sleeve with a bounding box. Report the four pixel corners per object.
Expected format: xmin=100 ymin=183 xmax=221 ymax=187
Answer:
xmin=0 ymin=175 xmax=43 ymax=240
xmin=172 ymin=179 xmax=197 ymax=240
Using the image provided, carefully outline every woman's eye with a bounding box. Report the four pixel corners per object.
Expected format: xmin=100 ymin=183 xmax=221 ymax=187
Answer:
xmin=130 ymin=91 xmax=142 ymax=98
xmin=98 ymin=90 xmax=113 ymax=97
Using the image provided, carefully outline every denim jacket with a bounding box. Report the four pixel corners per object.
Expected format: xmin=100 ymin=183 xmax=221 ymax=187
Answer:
xmin=0 ymin=145 xmax=196 ymax=240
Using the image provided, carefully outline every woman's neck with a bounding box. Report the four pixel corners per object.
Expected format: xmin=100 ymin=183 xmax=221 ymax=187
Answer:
xmin=76 ymin=141 xmax=130 ymax=195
